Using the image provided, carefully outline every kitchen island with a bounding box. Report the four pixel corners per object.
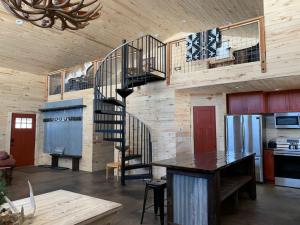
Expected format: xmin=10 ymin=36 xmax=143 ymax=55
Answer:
xmin=152 ymin=151 xmax=256 ymax=225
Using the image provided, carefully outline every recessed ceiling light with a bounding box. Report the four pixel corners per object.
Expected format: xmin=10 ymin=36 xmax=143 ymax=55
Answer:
xmin=275 ymin=88 xmax=281 ymax=91
xmin=181 ymin=20 xmax=187 ymax=23
xmin=15 ymin=19 xmax=24 ymax=25
xmin=235 ymin=86 xmax=240 ymax=89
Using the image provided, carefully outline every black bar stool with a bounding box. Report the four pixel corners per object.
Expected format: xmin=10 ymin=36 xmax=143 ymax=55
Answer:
xmin=140 ymin=179 xmax=167 ymax=225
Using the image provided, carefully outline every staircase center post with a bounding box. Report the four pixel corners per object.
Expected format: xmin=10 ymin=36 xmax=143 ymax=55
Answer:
xmin=121 ymin=39 xmax=128 ymax=186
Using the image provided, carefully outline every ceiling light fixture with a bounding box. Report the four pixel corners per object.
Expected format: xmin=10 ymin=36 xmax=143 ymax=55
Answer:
xmin=15 ymin=19 xmax=24 ymax=25
xmin=0 ymin=0 xmax=102 ymax=30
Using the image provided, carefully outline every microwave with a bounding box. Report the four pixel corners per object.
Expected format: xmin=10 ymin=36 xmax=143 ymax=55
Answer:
xmin=275 ymin=112 xmax=300 ymax=129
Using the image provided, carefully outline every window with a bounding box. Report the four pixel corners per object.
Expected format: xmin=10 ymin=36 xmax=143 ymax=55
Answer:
xmin=15 ymin=117 xmax=33 ymax=129
xmin=48 ymin=73 xmax=62 ymax=95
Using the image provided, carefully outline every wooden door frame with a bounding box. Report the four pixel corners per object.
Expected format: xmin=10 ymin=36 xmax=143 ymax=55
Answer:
xmin=191 ymin=105 xmax=217 ymax=154
xmin=8 ymin=112 xmax=38 ymax=165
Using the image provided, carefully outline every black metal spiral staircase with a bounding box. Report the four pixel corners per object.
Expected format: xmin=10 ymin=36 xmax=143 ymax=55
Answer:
xmin=94 ymin=35 xmax=166 ymax=185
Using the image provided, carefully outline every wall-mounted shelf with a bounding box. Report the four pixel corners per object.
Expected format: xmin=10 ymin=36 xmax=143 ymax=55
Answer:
xmin=39 ymin=105 xmax=86 ymax=112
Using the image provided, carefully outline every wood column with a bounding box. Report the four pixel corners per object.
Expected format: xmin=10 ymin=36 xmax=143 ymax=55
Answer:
xmin=166 ymin=43 xmax=171 ymax=85
xmin=259 ymin=17 xmax=267 ymax=73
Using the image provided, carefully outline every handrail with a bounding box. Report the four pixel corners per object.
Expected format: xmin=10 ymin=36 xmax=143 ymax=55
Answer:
xmin=166 ymin=16 xmax=264 ymax=45
xmin=99 ymin=35 xmax=152 ymax=64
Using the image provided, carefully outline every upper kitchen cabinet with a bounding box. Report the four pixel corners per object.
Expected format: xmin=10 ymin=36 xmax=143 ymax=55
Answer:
xmin=267 ymin=91 xmax=289 ymax=113
xmin=288 ymin=90 xmax=300 ymax=112
xmin=267 ymin=90 xmax=300 ymax=113
xmin=228 ymin=92 xmax=266 ymax=114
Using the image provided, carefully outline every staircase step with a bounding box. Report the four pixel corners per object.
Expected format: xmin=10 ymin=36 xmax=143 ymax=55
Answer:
xmin=125 ymin=163 xmax=151 ymax=170
xmin=116 ymin=88 xmax=134 ymax=98
xmin=125 ymin=174 xmax=152 ymax=180
xmin=96 ymin=129 xmax=123 ymax=134
xmin=102 ymin=98 xmax=125 ymax=107
xmin=124 ymin=154 xmax=142 ymax=161
xmin=94 ymin=120 xmax=123 ymax=125
xmin=103 ymin=138 xmax=124 ymax=142
xmin=126 ymin=80 xmax=146 ymax=88
xmin=115 ymin=145 xmax=130 ymax=151
xmin=94 ymin=109 xmax=123 ymax=116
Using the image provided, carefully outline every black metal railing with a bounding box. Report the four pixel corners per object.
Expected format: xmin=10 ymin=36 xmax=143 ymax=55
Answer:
xmin=94 ymin=35 xmax=165 ymax=185
xmin=126 ymin=112 xmax=152 ymax=170
xmin=94 ymin=35 xmax=166 ymax=105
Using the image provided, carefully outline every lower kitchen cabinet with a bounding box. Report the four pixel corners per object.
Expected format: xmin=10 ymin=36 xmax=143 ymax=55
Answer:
xmin=264 ymin=149 xmax=275 ymax=182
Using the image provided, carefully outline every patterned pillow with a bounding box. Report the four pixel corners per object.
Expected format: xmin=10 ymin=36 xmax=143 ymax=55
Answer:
xmin=0 ymin=151 xmax=9 ymax=160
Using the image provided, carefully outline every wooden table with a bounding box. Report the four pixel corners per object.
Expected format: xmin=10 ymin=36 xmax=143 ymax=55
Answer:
xmin=153 ymin=151 xmax=256 ymax=225
xmin=5 ymin=190 xmax=122 ymax=225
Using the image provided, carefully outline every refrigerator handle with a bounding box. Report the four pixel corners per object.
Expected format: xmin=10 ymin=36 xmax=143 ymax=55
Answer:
xmin=242 ymin=116 xmax=245 ymax=152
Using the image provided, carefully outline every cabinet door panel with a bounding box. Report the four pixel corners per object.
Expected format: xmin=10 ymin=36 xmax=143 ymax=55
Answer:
xmin=263 ymin=149 xmax=274 ymax=182
xmin=228 ymin=94 xmax=245 ymax=114
xmin=246 ymin=93 xmax=265 ymax=114
xmin=228 ymin=92 xmax=265 ymax=114
xmin=288 ymin=91 xmax=300 ymax=112
xmin=267 ymin=92 xmax=289 ymax=113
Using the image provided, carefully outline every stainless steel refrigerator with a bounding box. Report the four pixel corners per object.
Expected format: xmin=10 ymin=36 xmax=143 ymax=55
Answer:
xmin=226 ymin=115 xmax=264 ymax=182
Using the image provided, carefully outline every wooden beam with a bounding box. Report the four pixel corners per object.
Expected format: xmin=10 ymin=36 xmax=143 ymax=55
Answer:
xmin=45 ymin=74 xmax=49 ymax=100
xmin=166 ymin=43 xmax=171 ymax=85
xmin=61 ymin=70 xmax=66 ymax=100
xmin=259 ymin=17 xmax=267 ymax=73
xmin=219 ymin=16 xmax=263 ymax=31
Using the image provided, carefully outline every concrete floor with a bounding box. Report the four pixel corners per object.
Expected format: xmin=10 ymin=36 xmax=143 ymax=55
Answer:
xmin=6 ymin=167 xmax=300 ymax=225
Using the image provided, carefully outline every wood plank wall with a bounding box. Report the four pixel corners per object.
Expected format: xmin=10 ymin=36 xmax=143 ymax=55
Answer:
xmin=0 ymin=67 xmax=46 ymax=159
xmin=127 ymin=82 xmax=177 ymax=177
xmin=43 ymin=89 xmax=114 ymax=172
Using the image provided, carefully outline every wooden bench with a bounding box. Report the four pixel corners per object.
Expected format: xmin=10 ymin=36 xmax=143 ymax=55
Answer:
xmin=0 ymin=167 xmax=13 ymax=185
xmin=50 ymin=154 xmax=82 ymax=171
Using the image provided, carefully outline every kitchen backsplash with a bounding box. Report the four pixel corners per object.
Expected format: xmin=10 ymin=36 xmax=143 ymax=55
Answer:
xmin=264 ymin=115 xmax=300 ymax=144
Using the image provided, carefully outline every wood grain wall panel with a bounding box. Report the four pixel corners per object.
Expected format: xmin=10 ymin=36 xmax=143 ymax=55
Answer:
xmin=127 ymin=83 xmax=176 ymax=178
xmin=0 ymin=67 xmax=45 ymax=160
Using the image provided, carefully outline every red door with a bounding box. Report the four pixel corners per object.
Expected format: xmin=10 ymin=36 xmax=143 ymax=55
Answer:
xmin=10 ymin=113 xmax=36 ymax=167
xmin=193 ymin=106 xmax=217 ymax=155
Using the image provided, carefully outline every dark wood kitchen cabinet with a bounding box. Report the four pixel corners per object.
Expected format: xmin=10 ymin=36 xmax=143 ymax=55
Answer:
xmin=228 ymin=92 xmax=266 ymax=114
xmin=267 ymin=91 xmax=289 ymax=113
xmin=264 ymin=149 xmax=274 ymax=182
xmin=288 ymin=90 xmax=300 ymax=112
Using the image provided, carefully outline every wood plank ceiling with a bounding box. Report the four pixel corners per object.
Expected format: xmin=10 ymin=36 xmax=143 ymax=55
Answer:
xmin=0 ymin=0 xmax=263 ymax=74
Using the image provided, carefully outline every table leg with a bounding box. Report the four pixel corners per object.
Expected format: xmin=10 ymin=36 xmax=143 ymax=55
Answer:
xmin=208 ymin=172 xmax=221 ymax=225
xmin=248 ymin=156 xmax=257 ymax=200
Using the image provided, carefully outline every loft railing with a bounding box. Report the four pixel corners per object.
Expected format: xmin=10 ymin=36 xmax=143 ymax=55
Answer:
xmin=165 ymin=16 xmax=266 ymax=83
xmin=47 ymin=63 xmax=95 ymax=98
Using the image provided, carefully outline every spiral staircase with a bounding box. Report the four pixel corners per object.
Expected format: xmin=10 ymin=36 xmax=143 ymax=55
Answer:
xmin=94 ymin=35 xmax=166 ymax=185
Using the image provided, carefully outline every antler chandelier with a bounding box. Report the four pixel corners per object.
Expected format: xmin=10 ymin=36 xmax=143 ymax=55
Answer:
xmin=0 ymin=0 xmax=102 ymax=30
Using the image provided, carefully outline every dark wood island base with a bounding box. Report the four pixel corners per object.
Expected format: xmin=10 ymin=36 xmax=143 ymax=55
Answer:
xmin=153 ymin=152 xmax=256 ymax=225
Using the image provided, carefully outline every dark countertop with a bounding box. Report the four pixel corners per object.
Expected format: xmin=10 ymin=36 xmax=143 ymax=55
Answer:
xmin=152 ymin=151 xmax=255 ymax=174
